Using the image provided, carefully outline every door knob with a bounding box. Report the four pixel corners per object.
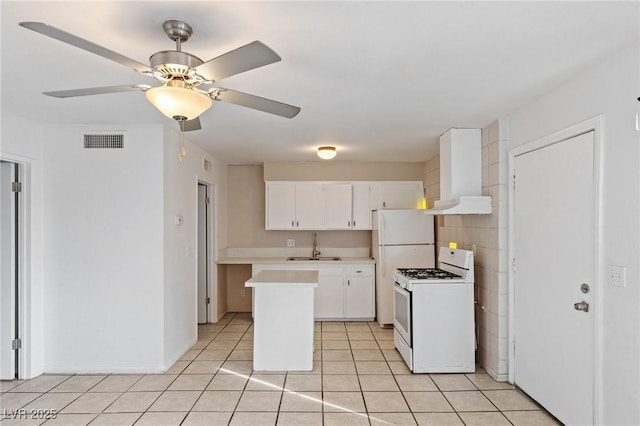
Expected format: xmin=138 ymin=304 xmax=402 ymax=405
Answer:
xmin=574 ymin=301 xmax=589 ymax=312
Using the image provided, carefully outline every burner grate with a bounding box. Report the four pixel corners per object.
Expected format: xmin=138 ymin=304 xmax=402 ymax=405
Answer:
xmin=397 ymin=268 xmax=462 ymax=280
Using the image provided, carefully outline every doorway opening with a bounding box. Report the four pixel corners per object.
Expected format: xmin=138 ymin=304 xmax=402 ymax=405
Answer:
xmin=1 ymin=161 xmax=21 ymax=379
xmin=197 ymin=182 xmax=217 ymax=324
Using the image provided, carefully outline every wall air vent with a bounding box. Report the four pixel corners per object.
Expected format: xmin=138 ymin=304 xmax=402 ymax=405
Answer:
xmin=83 ymin=134 xmax=124 ymax=149
xmin=203 ymin=158 xmax=212 ymax=172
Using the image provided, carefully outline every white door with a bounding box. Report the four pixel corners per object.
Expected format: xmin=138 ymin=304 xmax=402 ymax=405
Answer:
xmin=197 ymin=184 xmax=208 ymax=324
xmin=513 ymin=131 xmax=595 ymax=425
xmin=0 ymin=161 xmax=18 ymax=379
xmin=345 ymin=275 xmax=374 ymax=319
xmin=324 ymin=183 xmax=352 ymax=229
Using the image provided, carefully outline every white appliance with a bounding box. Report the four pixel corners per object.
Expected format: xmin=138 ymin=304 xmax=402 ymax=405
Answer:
xmin=393 ymin=247 xmax=475 ymax=373
xmin=372 ymin=209 xmax=435 ymax=327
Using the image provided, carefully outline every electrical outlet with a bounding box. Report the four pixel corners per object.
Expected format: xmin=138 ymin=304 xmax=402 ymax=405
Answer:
xmin=287 ymin=239 xmax=295 ymax=247
xmin=608 ymin=265 xmax=626 ymax=287
xmin=240 ymin=289 xmax=246 ymax=297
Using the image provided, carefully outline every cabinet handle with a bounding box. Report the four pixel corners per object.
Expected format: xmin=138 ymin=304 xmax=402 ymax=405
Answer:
xmin=296 ymin=221 xmax=299 ymax=227
xmin=383 ymin=201 xmax=386 ymax=208
xmin=347 ymin=279 xmax=350 ymax=286
xmin=356 ymin=270 xmax=362 ymax=273
xmin=348 ymin=221 xmax=350 ymax=227
xmin=291 ymin=220 xmax=294 ymax=227
xmin=353 ymin=220 xmax=356 ymax=227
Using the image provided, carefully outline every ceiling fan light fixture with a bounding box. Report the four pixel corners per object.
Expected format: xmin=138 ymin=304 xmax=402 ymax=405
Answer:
xmin=317 ymin=146 xmax=337 ymax=160
xmin=145 ymin=80 xmax=212 ymax=121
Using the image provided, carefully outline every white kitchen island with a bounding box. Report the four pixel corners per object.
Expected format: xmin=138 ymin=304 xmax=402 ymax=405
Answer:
xmin=245 ymin=270 xmax=318 ymax=371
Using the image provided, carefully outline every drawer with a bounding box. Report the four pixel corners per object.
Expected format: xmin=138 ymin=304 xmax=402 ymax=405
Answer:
xmin=344 ymin=267 xmax=373 ymax=276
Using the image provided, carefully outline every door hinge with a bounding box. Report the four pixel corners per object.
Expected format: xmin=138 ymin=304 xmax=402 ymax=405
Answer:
xmin=12 ymin=339 xmax=21 ymax=350
xmin=11 ymin=182 xmax=22 ymax=193
xmin=205 ymin=196 xmax=210 ymax=205
xmin=512 ymin=174 xmax=516 ymax=189
xmin=512 ymin=257 xmax=516 ymax=272
xmin=206 ymin=297 xmax=211 ymax=305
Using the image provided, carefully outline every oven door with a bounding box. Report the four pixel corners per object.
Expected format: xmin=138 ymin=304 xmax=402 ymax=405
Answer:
xmin=393 ymin=282 xmax=411 ymax=346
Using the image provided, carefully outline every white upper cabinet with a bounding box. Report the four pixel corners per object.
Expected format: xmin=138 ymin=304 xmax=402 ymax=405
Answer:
xmin=266 ymin=181 xmax=424 ymax=230
xmin=324 ymin=183 xmax=353 ymax=229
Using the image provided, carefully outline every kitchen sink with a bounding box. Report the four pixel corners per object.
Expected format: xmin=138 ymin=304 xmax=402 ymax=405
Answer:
xmin=286 ymin=256 xmax=342 ymax=261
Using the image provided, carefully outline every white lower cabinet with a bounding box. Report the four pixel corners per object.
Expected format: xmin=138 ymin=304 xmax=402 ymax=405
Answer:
xmin=252 ymin=263 xmax=374 ymax=320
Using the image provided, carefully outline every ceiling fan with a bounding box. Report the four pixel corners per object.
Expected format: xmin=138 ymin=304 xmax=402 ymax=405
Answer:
xmin=19 ymin=20 xmax=301 ymax=131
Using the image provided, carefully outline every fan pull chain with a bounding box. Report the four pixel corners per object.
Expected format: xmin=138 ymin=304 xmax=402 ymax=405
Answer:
xmin=178 ymin=120 xmax=186 ymax=162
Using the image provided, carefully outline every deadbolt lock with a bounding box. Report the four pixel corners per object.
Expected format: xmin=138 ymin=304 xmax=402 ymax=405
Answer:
xmin=574 ymin=301 xmax=589 ymax=312
xmin=580 ymin=283 xmax=590 ymax=294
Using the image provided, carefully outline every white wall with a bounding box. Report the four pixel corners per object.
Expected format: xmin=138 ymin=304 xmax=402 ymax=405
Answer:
xmin=42 ymin=125 xmax=165 ymax=373
xmin=504 ymin=42 xmax=639 ymax=425
xmin=0 ymin=113 xmax=46 ymax=378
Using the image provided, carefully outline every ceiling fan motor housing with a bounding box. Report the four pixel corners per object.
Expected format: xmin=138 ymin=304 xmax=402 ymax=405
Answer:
xmin=149 ymin=50 xmax=205 ymax=83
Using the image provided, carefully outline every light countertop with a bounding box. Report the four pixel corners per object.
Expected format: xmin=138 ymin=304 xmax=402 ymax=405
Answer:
xmin=218 ymin=257 xmax=375 ymax=265
xmin=245 ymin=270 xmax=319 ymax=287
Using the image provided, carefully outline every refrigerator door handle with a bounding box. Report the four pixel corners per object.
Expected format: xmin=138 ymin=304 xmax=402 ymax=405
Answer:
xmin=381 ymin=246 xmax=385 ymax=276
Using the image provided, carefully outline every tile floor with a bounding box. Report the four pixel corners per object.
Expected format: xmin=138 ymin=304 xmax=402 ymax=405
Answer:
xmin=0 ymin=313 xmax=561 ymax=425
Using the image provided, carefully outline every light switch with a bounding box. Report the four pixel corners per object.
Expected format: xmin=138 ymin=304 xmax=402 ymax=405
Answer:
xmin=607 ymin=265 xmax=626 ymax=287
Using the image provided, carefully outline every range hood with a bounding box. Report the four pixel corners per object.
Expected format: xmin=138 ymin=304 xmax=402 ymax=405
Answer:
xmin=426 ymin=128 xmax=492 ymax=215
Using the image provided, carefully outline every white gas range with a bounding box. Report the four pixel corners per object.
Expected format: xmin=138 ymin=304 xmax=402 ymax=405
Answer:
xmin=393 ymin=247 xmax=475 ymax=373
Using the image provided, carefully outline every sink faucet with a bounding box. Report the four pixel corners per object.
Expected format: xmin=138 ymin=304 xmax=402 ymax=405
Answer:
xmin=312 ymin=232 xmax=321 ymax=259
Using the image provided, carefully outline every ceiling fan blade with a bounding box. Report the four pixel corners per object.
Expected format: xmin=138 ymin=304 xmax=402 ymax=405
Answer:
xmin=182 ymin=117 xmax=201 ymax=132
xmin=214 ymin=88 xmax=300 ymax=118
xmin=195 ymin=41 xmax=281 ymax=82
xmin=19 ymin=22 xmax=152 ymax=74
xmin=43 ymin=84 xmax=151 ymax=98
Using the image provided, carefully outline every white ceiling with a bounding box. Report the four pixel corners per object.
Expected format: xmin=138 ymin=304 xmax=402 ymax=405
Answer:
xmin=2 ymin=1 xmax=638 ymax=163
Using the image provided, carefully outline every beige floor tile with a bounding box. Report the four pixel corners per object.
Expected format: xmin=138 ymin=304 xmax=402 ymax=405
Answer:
xmin=358 ymin=374 xmax=399 ymax=391
xmin=206 ymin=340 xmax=238 ymax=350
xmin=134 ymin=411 xmax=187 ymax=426
xmin=88 ymin=412 xmax=141 ymax=426
xmin=430 ymin=374 xmax=476 ymax=391
xmin=276 ymin=412 xmax=322 ymax=426
xmin=503 ymin=410 xmax=562 ymax=425
xmin=22 ymin=392 xmax=82 ymax=411
xmin=323 ymin=391 xmax=366 ymax=413
xmin=220 ymin=361 xmax=254 ymax=375
xmin=235 ymin=391 xmax=282 ymax=412
xmin=322 ymin=332 xmax=348 ymax=341
xmin=322 ymin=374 xmax=360 ymax=391
xmin=9 ymin=375 xmax=69 ymax=393
xmin=363 ymin=391 xmax=410 ymax=412
xmin=50 ymin=375 xmax=105 ymax=393
xmin=395 ymin=375 xmax=438 ymax=391
xmin=345 ymin=323 xmax=370 ymax=331
xmin=191 ymin=340 xmax=210 ymax=350
xmin=167 ymin=374 xmax=213 ymax=391
xmin=104 ymin=391 xmax=160 ymax=412
xmin=129 ymin=375 xmax=177 ymax=392
xmin=41 ymin=413 xmax=96 ymax=425
xmin=322 ymin=340 xmax=350 ymax=350
xmin=352 ymin=349 xmax=384 ymax=361
xmin=377 ymin=340 xmax=396 ymax=349
xmin=207 ymin=374 xmax=248 ymax=391
xmin=347 ymin=332 xmax=375 ymax=340
xmin=389 ymin=361 xmax=412 ymax=375
xmin=323 ymin=412 xmax=370 ymax=426
xmin=229 ymin=411 xmax=277 ymax=426
xmin=61 ymin=392 xmax=121 ymax=414
xmin=322 ymin=350 xmax=353 ymax=361
xmin=0 ymin=380 xmax=25 ymax=392
xmin=482 ymin=389 xmax=540 ymax=411
xmin=457 ymin=412 xmax=511 ymax=426
xmin=165 ymin=361 xmax=190 ymax=375
xmin=284 ymin=374 xmax=321 ymax=391
xmin=224 ymin=324 xmax=251 ymax=333
xmin=370 ymin=412 xmax=418 ymax=426
xmin=279 ymin=391 xmax=323 ymax=412
xmin=382 ymin=349 xmax=404 ymax=361
xmin=372 ymin=332 xmax=394 ymax=341
xmin=403 ymin=391 xmax=454 ymax=412
xmin=443 ymin=391 xmax=497 ymax=412
xmin=180 ymin=350 xmax=202 ymax=361
xmin=89 ymin=375 xmax=142 ymax=393
xmin=413 ymin=412 xmax=464 ymax=426
xmin=183 ymin=360 xmax=222 ymax=375
xmin=322 ymin=323 xmax=346 ymax=332
xmin=245 ymin=374 xmax=285 ymax=391
xmin=322 ymin=361 xmax=356 ymax=374
xmin=147 ymin=391 xmax=201 ymax=412
xmin=214 ymin=332 xmax=244 ymax=341
xmin=228 ymin=350 xmax=253 ymax=361
xmin=234 ymin=341 xmax=253 ymax=350
xmin=197 ymin=349 xmax=232 ymax=361
xmin=349 ymin=340 xmax=379 ymax=350
xmin=355 ymin=361 xmax=391 ymax=375
xmin=181 ymin=411 xmax=233 ymax=426
xmin=465 ymin=373 xmax=513 ymax=390
xmin=191 ymin=390 xmax=242 ymax=411
xmin=0 ymin=392 xmax=43 ymax=410
xmin=287 ymin=361 xmax=321 ymax=375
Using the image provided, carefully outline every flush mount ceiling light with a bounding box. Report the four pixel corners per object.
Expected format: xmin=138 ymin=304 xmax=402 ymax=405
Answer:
xmin=317 ymin=146 xmax=337 ymax=160
xmin=144 ymin=79 xmax=212 ymax=121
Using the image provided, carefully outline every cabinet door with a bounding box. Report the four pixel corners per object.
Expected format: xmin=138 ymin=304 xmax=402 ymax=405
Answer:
xmin=351 ymin=182 xmax=371 ymax=229
xmin=378 ymin=182 xmax=423 ymax=209
xmin=345 ymin=271 xmax=375 ymax=319
xmin=324 ymin=183 xmax=352 ymax=229
xmin=315 ymin=273 xmax=345 ymax=319
xmin=295 ymin=183 xmax=324 ymax=229
xmin=266 ymin=182 xmax=296 ymax=229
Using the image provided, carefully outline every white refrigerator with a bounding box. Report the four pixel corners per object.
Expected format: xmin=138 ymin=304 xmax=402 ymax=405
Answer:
xmin=372 ymin=209 xmax=435 ymax=327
